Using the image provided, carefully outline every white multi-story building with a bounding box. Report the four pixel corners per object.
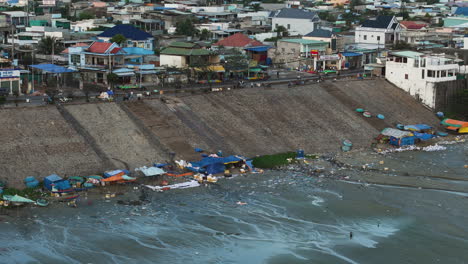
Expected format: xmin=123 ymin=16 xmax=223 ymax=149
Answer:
xmin=386 ymin=51 xmax=459 ymax=109
xmin=355 ymin=15 xmax=400 ymax=48
xmin=270 ymin=8 xmax=320 ymax=36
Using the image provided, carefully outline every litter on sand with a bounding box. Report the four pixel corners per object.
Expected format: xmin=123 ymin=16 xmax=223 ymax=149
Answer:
xmin=145 ymin=180 xmax=201 ymax=192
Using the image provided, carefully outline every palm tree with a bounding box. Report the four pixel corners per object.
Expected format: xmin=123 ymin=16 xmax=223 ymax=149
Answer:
xmin=37 ymin=36 xmax=63 ymax=55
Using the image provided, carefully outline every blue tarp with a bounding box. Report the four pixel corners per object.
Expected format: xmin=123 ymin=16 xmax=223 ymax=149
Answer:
xmin=244 ymin=46 xmax=271 ymax=52
xmin=404 ymin=124 xmax=432 ymax=132
xmin=104 ymin=169 xmax=130 ymax=178
xmin=413 ymin=132 xmax=435 ymax=141
xmin=122 ymin=47 xmax=155 ymax=55
xmin=30 ymin=64 xmax=76 ymax=73
xmin=188 ymin=155 xmax=244 ymax=175
xmin=455 ymin=7 xmax=468 ymax=17
xmin=194 ymin=148 xmax=204 ymax=153
xmin=44 ymin=174 xmax=71 ymax=191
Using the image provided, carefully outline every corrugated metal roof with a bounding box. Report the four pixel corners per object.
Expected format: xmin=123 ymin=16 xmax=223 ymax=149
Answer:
xmin=98 ymin=24 xmax=153 ymax=41
xmin=361 ymin=16 xmax=394 ymax=29
xmin=280 ymin=39 xmax=328 ymax=45
xmin=270 ymin=8 xmax=317 ymax=20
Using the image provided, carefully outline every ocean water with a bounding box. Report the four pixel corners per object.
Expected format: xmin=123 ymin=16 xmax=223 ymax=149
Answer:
xmin=0 ymin=143 xmax=467 ymax=264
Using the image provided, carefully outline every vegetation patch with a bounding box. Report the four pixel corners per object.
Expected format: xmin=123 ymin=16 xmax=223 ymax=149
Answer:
xmin=252 ymin=152 xmax=297 ymax=169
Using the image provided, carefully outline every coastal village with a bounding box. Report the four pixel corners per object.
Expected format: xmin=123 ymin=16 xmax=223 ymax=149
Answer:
xmin=0 ymin=0 xmax=467 ymax=207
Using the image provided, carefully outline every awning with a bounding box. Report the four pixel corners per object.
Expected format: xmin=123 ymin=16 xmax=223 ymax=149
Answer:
xmin=115 ymin=72 xmax=135 ymax=77
xmin=30 ymin=64 xmax=76 ymax=73
xmin=341 ymin=52 xmax=362 ymax=57
xmin=195 ymin=65 xmax=225 ymax=72
xmin=138 ymin=70 xmax=158 ymax=74
xmin=244 ymin=46 xmax=271 ymax=52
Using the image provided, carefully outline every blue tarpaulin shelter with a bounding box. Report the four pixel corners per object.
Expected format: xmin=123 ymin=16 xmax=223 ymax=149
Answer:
xmin=404 ymin=124 xmax=432 ymax=132
xmin=44 ymin=174 xmax=72 ymax=191
xmin=188 ymin=155 xmax=245 ymax=175
xmin=413 ymin=132 xmax=435 ymax=141
xmin=29 ymin=64 xmax=76 ymax=73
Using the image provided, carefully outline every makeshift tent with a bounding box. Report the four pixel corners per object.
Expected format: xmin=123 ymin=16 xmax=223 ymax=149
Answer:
xmin=413 ymin=132 xmax=435 ymax=141
xmin=188 ymin=155 xmax=245 ymax=175
xmin=404 ymin=124 xmax=432 ymax=132
xmin=2 ymin=195 xmax=35 ymax=203
xmin=136 ymin=166 xmax=165 ymax=176
xmin=389 ymin=136 xmax=416 ymax=146
xmin=381 ymin=128 xmax=413 ymax=138
xmin=104 ymin=170 xmax=129 ymax=178
xmin=43 ymin=174 xmax=72 ymax=191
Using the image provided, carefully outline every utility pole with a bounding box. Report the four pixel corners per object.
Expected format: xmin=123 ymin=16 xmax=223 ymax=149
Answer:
xmin=51 ymin=38 xmax=54 ymax=64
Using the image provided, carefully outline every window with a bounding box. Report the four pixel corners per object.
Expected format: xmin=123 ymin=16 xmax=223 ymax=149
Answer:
xmin=405 ymin=74 xmax=408 ymax=80
xmin=422 ymin=69 xmax=425 ymax=79
xmin=448 ymin=71 xmax=454 ymax=77
xmin=437 ymin=71 xmax=440 ymax=78
xmin=364 ymin=35 xmax=367 ymax=40
xmin=287 ymin=24 xmax=290 ymax=30
xmin=441 ymin=71 xmax=447 ymax=77
xmin=275 ymin=23 xmax=278 ymax=28
xmin=428 ymin=70 xmax=434 ymax=77
xmin=71 ymin=54 xmax=80 ymax=64
xmin=291 ymin=48 xmax=296 ymax=53
xmin=377 ymin=36 xmax=380 ymax=41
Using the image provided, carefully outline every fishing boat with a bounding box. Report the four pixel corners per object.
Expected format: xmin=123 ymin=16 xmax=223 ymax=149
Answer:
xmin=363 ymin=111 xmax=372 ymax=118
xmin=36 ymin=198 xmax=49 ymax=207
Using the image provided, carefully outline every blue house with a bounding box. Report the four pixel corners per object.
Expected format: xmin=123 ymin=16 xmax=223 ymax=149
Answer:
xmin=97 ymin=24 xmax=154 ymax=51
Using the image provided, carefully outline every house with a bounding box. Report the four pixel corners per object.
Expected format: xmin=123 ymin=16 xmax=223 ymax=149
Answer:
xmin=212 ymin=33 xmax=269 ymax=63
xmin=386 ymin=51 xmax=459 ymax=109
xmin=268 ymin=38 xmax=330 ymax=70
xmin=1 ymin=11 xmax=34 ymax=29
xmin=68 ymin=41 xmax=127 ymax=85
xmin=97 ymin=24 xmax=155 ymax=51
xmin=270 ymin=8 xmax=320 ymax=36
xmin=303 ymin=28 xmax=344 ymax=52
xmin=355 ymin=15 xmax=400 ymax=48
xmin=160 ymin=41 xmax=218 ymax=68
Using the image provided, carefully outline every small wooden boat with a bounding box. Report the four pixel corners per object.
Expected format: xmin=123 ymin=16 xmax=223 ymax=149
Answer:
xmin=377 ymin=114 xmax=385 ymax=120
xmin=341 ymin=145 xmax=351 ymax=152
xmin=437 ymin=131 xmax=448 ymax=137
xmin=363 ymin=112 xmax=372 ymax=118
xmin=355 ymin=108 xmax=364 ymax=113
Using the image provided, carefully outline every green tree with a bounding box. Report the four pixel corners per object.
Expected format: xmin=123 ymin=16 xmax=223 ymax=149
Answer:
xmin=221 ymin=49 xmax=249 ymax=73
xmin=275 ymin=25 xmax=288 ymax=38
xmin=110 ymin=34 xmax=127 ymax=45
xmin=198 ymin=29 xmax=210 ymax=40
xmin=251 ymin=3 xmax=263 ymax=11
xmin=107 ymin=73 xmax=119 ymax=89
xmin=392 ymin=40 xmax=411 ymax=50
xmin=79 ymin=11 xmax=95 ymax=20
xmin=37 ymin=36 xmax=63 ymax=55
xmin=175 ymin=18 xmax=198 ymax=37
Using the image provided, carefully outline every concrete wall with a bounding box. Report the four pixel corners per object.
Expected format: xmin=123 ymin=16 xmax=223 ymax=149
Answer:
xmin=0 ymin=79 xmax=441 ymax=188
xmin=160 ymin=54 xmax=187 ymax=68
xmin=272 ymin=17 xmax=315 ymax=36
xmin=433 ymin=78 xmax=468 ymax=118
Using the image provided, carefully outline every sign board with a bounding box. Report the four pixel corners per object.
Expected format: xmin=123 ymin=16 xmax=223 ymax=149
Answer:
xmin=0 ymin=70 xmax=20 ymax=79
xmin=318 ymin=55 xmax=340 ymax=61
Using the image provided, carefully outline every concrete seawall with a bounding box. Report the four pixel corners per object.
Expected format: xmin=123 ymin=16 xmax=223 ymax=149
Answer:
xmin=0 ymin=79 xmax=440 ymax=188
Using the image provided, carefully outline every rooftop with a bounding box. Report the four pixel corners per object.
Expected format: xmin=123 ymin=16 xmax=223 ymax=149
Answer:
xmin=361 ymin=16 xmax=395 ymax=29
xmin=270 ymin=8 xmax=318 ymax=20
xmin=280 ymin=39 xmax=328 ymax=45
xmin=304 ymin=28 xmax=333 ymax=38
xmin=213 ymin=33 xmax=264 ymax=47
xmin=391 ymin=51 xmax=424 ymax=59
xmin=160 ymin=47 xmax=212 ymax=56
xmin=98 ymin=24 xmax=153 ymax=41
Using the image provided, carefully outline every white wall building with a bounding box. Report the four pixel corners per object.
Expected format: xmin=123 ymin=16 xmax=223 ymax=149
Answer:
xmin=464 ymin=35 xmax=468 ymax=49
xmin=386 ymin=51 xmax=459 ymax=109
xmin=355 ymin=15 xmax=400 ymax=48
xmin=270 ymin=8 xmax=320 ymax=36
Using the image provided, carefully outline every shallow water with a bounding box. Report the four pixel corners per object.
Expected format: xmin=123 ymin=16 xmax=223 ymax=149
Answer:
xmin=1 ymin=143 xmax=467 ymax=264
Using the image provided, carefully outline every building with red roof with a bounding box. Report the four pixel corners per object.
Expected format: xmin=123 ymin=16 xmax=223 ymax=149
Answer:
xmin=400 ymin=21 xmax=428 ymax=30
xmin=213 ymin=33 xmax=264 ymax=48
